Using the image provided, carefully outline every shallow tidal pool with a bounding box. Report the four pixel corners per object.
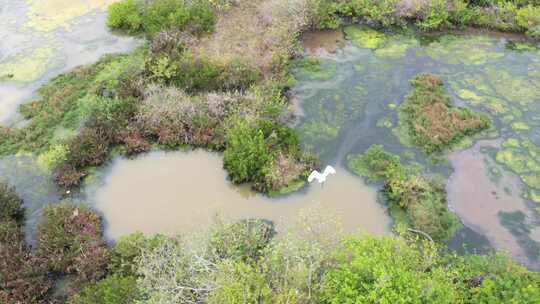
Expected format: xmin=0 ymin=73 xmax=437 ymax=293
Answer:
xmin=87 ymin=150 xmax=391 ymax=240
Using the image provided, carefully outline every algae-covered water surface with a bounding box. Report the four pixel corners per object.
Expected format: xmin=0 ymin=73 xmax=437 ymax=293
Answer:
xmin=294 ymin=26 xmax=540 ymax=268
xmin=0 ymin=0 xmax=137 ymax=124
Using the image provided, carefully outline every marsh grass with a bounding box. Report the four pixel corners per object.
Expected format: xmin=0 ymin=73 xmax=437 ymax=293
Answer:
xmin=348 ymin=145 xmax=459 ymax=241
xmin=398 ymin=73 xmax=491 ymax=154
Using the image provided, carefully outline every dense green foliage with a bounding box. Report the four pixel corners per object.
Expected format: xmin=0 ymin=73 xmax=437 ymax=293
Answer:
xmin=107 ymin=0 xmax=215 ymax=36
xmin=398 ymin=73 xmax=491 ymax=154
xmin=209 ymin=219 xmax=275 ymax=262
xmin=72 ymin=225 xmax=540 ymax=304
xmin=110 ymin=232 xmax=167 ymax=277
xmin=224 ymin=119 xmax=313 ymax=192
xmin=321 ymin=235 xmax=540 ymax=304
xmin=68 ymin=275 xmax=138 ymax=304
xmin=309 ymin=0 xmax=540 ymax=39
xmin=349 ymin=145 xmax=459 ymax=241
xmin=321 ymin=236 xmax=458 ymax=303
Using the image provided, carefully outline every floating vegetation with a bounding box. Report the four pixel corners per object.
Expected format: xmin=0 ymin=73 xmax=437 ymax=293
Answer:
xmin=421 ymin=35 xmax=505 ymax=65
xmin=374 ymin=38 xmax=417 ymax=59
xmin=343 ymin=25 xmax=388 ymax=49
xmin=25 ymin=0 xmax=118 ymax=32
xmin=376 ymin=117 xmax=393 ymax=128
xmin=396 ymin=73 xmax=491 ymax=154
xmin=0 ymin=45 xmax=58 ymax=81
xmin=293 ymin=56 xmax=337 ymax=80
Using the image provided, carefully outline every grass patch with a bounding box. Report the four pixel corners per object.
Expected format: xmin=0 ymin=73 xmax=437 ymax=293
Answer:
xmin=107 ymin=0 xmax=215 ymax=37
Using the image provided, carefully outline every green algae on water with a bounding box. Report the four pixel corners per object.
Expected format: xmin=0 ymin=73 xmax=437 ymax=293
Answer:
xmin=0 ymin=46 xmax=58 ymax=81
xmin=293 ymin=56 xmax=337 ymax=80
xmin=343 ymin=25 xmax=388 ymax=49
xmin=376 ymin=117 xmax=393 ymax=129
xmin=374 ymin=38 xmax=418 ymax=59
xmin=422 ymin=35 xmax=505 ymax=65
xmin=25 ymin=0 xmax=118 ymax=32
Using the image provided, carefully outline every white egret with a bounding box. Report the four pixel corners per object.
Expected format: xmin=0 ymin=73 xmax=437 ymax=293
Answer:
xmin=307 ymin=165 xmax=336 ymax=184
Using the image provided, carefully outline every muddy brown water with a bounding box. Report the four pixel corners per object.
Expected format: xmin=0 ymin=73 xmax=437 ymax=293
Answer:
xmin=448 ymin=140 xmax=540 ymax=268
xmin=302 ymin=29 xmax=345 ymax=55
xmin=90 ymin=150 xmax=391 ymax=240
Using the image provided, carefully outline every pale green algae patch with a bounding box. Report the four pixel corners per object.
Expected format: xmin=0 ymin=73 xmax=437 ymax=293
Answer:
xmin=343 ymin=25 xmax=417 ymax=59
xmin=0 ymin=45 xmax=58 ymax=81
xmin=421 ymin=35 xmax=505 ymax=65
xmin=343 ymin=25 xmax=388 ymax=49
xmin=293 ymin=56 xmax=337 ymax=80
xmin=25 ymin=0 xmax=119 ymax=32
xmin=374 ymin=38 xmax=418 ymax=59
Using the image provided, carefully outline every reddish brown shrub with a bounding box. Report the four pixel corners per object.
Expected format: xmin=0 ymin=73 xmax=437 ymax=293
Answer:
xmin=54 ymin=164 xmax=86 ymax=188
xmin=0 ymin=222 xmax=53 ymax=304
xmin=67 ymin=127 xmax=113 ymax=168
xmin=35 ymin=203 xmax=110 ymax=293
xmin=118 ymin=128 xmax=150 ymax=155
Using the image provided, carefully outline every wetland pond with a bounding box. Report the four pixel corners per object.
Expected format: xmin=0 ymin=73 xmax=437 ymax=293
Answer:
xmin=1 ymin=3 xmax=540 ymax=270
xmin=294 ymin=26 xmax=540 ymax=268
xmin=86 ymin=150 xmax=390 ymax=240
xmin=0 ymin=0 xmax=138 ymax=125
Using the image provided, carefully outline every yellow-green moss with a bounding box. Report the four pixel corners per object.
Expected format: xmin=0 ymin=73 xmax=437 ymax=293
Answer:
xmin=37 ymin=144 xmax=70 ymax=168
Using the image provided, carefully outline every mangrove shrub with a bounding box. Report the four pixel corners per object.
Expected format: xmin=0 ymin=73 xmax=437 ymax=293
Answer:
xmin=348 ymin=145 xmax=459 ymax=241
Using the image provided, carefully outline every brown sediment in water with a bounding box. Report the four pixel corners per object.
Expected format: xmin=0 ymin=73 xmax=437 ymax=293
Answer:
xmin=302 ymin=29 xmax=345 ymax=55
xmin=447 ymin=140 xmax=536 ymax=264
xmin=91 ymin=150 xmax=391 ymax=240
